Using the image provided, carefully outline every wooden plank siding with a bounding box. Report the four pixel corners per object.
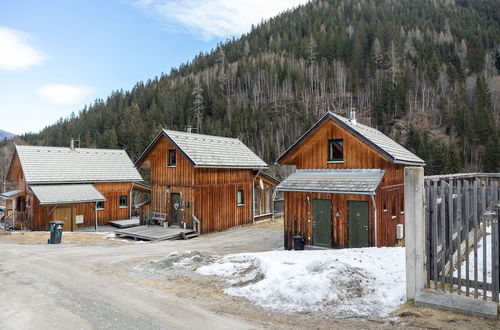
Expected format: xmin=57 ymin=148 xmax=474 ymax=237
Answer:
xmin=142 ymin=135 xmax=259 ymax=234
xmin=280 ymin=118 xmax=407 ymax=249
xmin=28 ymin=182 xmax=133 ymax=231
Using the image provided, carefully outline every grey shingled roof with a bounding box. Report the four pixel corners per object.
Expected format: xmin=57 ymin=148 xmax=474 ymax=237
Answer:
xmin=0 ymin=189 xmax=24 ymax=199
xmin=30 ymin=184 xmax=105 ymax=205
xmin=276 ymin=169 xmax=385 ymax=195
xmin=16 ymin=145 xmax=143 ymax=184
xmin=331 ymin=113 xmax=425 ymax=165
xmin=138 ymin=130 xmax=268 ymax=169
xmin=276 ymin=112 xmax=425 ymax=166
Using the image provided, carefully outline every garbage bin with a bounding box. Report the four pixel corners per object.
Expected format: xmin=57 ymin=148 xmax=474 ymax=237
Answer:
xmin=48 ymin=221 xmax=64 ymax=244
xmin=293 ymin=235 xmax=304 ymax=251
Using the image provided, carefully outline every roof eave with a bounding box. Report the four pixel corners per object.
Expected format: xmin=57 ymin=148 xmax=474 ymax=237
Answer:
xmin=393 ymin=159 xmax=426 ymax=166
xmin=275 ymin=187 xmax=377 ymax=195
xmin=26 ymin=179 xmax=143 ymax=185
xmin=194 ymin=165 xmax=269 ymax=170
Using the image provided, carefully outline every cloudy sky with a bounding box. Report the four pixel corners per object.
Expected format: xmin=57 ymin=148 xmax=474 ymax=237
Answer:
xmin=0 ymin=0 xmax=309 ymax=135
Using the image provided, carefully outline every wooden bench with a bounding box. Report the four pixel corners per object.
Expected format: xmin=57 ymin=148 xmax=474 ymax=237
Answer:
xmin=145 ymin=212 xmax=168 ymax=227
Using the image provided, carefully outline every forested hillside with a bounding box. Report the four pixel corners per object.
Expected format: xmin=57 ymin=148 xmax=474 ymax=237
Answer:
xmin=21 ymin=0 xmax=500 ymax=176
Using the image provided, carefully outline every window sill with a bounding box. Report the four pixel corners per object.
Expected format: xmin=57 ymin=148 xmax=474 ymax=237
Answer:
xmin=96 ymin=209 xmax=104 ymax=211
xmin=167 ymin=165 xmax=176 ymax=168
xmin=327 ymin=160 xmax=344 ymax=164
xmin=119 ymin=206 xmax=128 ymax=209
xmin=237 ymin=204 xmax=245 ymax=207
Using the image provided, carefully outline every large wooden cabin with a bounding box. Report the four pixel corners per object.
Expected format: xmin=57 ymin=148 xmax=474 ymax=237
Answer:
xmin=2 ymin=144 xmax=143 ymax=231
xmin=135 ymin=129 xmax=277 ymax=234
xmin=276 ymin=111 xmax=425 ymax=249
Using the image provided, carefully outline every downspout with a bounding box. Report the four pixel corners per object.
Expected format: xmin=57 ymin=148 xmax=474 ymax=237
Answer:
xmin=252 ymin=170 xmax=262 ymax=225
xmin=271 ymin=188 xmax=277 ymax=222
xmin=370 ymin=194 xmax=378 ymax=247
xmin=129 ymin=183 xmax=134 ymax=219
xmin=94 ymin=202 xmax=98 ymax=232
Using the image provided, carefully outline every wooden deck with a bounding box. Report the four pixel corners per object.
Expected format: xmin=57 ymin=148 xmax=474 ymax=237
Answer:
xmin=108 ymin=219 xmax=140 ymax=228
xmin=114 ymin=225 xmax=196 ymax=241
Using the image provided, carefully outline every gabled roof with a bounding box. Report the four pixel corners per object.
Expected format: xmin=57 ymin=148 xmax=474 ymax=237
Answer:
xmin=276 ymin=112 xmax=426 ymax=166
xmin=136 ymin=129 xmax=268 ymax=170
xmin=276 ymin=169 xmax=385 ymax=195
xmin=30 ymin=184 xmax=105 ymax=205
xmin=12 ymin=145 xmax=143 ymax=184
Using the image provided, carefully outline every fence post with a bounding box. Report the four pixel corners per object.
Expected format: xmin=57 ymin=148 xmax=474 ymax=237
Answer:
xmin=405 ymin=166 xmax=426 ymax=300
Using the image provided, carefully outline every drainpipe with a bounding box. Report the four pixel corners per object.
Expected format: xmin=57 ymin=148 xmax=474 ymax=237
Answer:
xmin=271 ymin=188 xmax=277 ymax=222
xmin=252 ymin=170 xmax=262 ymax=225
xmin=94 ymin=202 xmax=98 ymax=232
xmin=370 ymin=194 xmax=378 ymax=247
xmin=129 ymin=182 xmax=134 ymax=219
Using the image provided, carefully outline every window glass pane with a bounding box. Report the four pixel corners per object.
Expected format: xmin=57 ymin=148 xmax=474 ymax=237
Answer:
xmin=119 ymin=195 xmax=128 ymax=207
xmin=237 ymin=190 xmax=244 ymax=205
xmin=168 ymin=149 xmax=176 ymax=166
xmin=328 ymin=139 xmax=343 ymax=161
xmin=253 ymin=188 xmax=258 ymax=214
xmin=96 ymin=201 xmax=104 ymax=210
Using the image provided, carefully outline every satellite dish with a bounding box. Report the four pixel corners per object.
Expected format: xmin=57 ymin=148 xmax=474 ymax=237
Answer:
xmin=259 ymin=179 xmax=264 ymax=190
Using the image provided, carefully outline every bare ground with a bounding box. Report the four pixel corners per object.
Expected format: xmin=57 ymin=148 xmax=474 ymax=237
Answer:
xmin=0 ymin=218 xmax=498 ymax=330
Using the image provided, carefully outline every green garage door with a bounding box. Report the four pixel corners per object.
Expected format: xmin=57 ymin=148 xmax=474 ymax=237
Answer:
xmin=348 ymin=201 xmax=369 ymax=248
xmin=312 ymin=199 xmax=332 ymax=248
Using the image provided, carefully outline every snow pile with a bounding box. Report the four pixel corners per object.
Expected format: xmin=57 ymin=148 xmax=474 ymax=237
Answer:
xmin=197 ymin=247 xmax=405 ymax=317
xmin=137 ymin=251 xmax=216 ymax=276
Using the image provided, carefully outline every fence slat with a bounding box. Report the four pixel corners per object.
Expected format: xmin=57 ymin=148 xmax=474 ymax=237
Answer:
xmin=425 ymin=184 xmax=431 ymax=287
xmin=432 ymin=182 xmax=438 ymax=290
xmin=440 ymin=181 xmax=446 ymax=290
xmin=491 ymin=202 xmax=499 ymax=302
xmin=464 ymin=180 xmax=470 ymax=296
xmin=457 ymin=180 xmax=462 ymax=295
xmin=472 ymin=180 xmax=479 ymax=298
xmin=481 ymin=182 xmax=487 ymax=300
xmin=448 ymin=180 xmax=454 ymax=293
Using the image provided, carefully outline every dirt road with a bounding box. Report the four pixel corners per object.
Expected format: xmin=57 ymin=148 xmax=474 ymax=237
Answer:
xmin=0 ymin=220 xmax=498 ymax=329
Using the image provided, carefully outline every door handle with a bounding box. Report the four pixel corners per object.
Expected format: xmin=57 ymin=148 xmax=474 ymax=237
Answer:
xmin=363 ymin=226 xmax=368 ymax=231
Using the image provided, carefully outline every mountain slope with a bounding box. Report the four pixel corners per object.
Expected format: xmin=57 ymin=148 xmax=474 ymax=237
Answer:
xmin=22 ymin=0 xmax=500 ymax=175
xmin=0 ymin=129 xmax=15 ymax=140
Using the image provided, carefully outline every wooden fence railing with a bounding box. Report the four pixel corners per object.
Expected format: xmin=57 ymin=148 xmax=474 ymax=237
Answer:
xmin=424 ymin=173 xmax=500 ymax=301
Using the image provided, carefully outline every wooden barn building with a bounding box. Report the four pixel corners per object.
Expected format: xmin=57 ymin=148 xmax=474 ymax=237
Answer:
xmin=2 ymin=144 xmax=143 ymax=231
xmin=276 ymin=111 xmax=425 ymax=249
xmin=135 ymin=129 xmax=277 ymax=234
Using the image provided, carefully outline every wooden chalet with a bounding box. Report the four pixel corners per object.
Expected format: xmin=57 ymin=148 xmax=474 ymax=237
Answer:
xmin=276 ymin=111 xmax=425 ymax=249
xmin=2 ymin=144 xmax=143 ymax=231
xmin=135 ymin=129 xmax=277 ymax=234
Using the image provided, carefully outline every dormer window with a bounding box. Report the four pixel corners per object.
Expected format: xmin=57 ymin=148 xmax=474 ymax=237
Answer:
xmin=168 ymin=149 xmax=176 ymax=167
xmin=328 ymin=139 xmax=343 ymax=162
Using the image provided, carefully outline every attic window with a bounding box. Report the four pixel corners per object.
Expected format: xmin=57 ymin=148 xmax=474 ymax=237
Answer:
xmin=168 ymin=149 xmax=176 ymax=167
xmin=328 ymin=139 xmax=344 ymax=162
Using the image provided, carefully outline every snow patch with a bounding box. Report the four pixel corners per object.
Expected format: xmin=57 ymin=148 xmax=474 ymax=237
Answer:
xmin=197 ymin=247 xmax=406 ymax=317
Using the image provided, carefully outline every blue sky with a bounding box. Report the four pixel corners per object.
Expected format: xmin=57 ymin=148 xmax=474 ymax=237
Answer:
xmin=0 ymin=0 xmax=308 ymax=135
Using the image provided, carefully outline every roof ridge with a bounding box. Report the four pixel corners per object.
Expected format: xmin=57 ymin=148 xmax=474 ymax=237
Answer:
xmin=163 ymin=129 xmax=241 ymax=142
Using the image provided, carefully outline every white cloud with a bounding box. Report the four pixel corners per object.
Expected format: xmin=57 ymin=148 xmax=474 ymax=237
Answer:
xmin=132 ymin=0 xmax=310 ymax=41
xmin=36 ymin=84 xmax=95 ymax=105
xmin=0 ymin=27 xmax=48 ymax=71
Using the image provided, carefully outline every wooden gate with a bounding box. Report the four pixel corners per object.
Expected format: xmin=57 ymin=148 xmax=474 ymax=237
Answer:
xmin=424 ymin=174 xmax=500 ymax=301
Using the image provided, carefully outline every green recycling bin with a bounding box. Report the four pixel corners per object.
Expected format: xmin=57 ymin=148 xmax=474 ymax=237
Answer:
xmin=48 ymin=221 xmax=64 ymax=244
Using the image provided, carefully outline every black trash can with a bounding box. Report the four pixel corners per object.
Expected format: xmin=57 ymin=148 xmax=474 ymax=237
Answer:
xmin=293 ymin=235 xmax=304 ymax=251
xmin=48 ymin=221 xmax=64 ymax=244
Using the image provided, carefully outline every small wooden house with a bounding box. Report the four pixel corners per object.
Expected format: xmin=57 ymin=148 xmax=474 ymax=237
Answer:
xmin=276 ymin=111 xmax=425 ymax=249
xmin=135 ymin=129 xmax=277 ymax=234
xmin=2 ymin=144 xmax=143 ymax=231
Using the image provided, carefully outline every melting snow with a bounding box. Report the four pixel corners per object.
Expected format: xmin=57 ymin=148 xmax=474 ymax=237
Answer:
xmin=197 ymin=247 xmax=405 ymax=317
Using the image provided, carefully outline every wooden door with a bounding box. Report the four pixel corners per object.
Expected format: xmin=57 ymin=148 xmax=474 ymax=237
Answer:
xmin=50 ymin=207 xmax=73 ymax=231
xmin=348 ymin=201 xmax=369 ymax=248
xmin=312 ymin=199 xmax=332 ymax=248
xmin=171 ymin=193 xmax=181 ymax=226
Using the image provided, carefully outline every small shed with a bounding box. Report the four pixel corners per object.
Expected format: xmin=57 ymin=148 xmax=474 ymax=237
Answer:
xmin=276 ymin=111 xmax=425 ymax=249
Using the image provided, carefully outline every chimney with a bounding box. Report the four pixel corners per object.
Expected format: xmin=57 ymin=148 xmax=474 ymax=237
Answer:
xmin=70 ymin=139 xmax=76 ymax=150
xmin=349 ymin=108 xmax=357 ymax=125
xmin=187 ymin=126 xmax=192 ymax=134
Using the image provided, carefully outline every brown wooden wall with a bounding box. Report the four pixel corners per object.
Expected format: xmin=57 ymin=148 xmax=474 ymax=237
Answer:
xmin=28 ymin=182 xmax=133 ymax=231
xmin=143 ymin=135 xmax=257 ymax=233
xmin=280 ymin=118 xmax=407 ymax=248
xmin=280 ymin=119 xmax=404 ymax=187
xmin=195 ymin=183 xmax=252 ymax=233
